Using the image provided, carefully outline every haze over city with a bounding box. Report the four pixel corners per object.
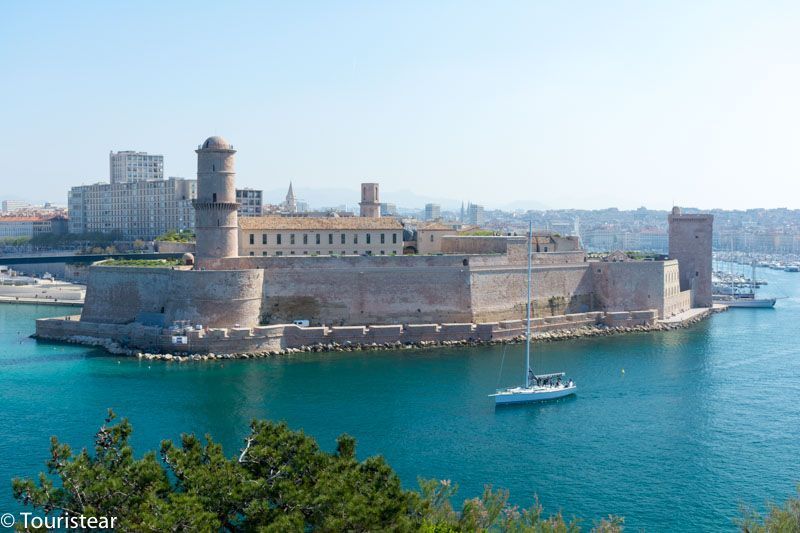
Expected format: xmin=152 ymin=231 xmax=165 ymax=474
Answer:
xmin=2 ymin=1 xmax=799 ymax=209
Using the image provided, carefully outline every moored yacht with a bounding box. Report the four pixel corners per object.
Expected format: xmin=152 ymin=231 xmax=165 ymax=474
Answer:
xmin=489 ymin=221 xmax=577 ymax=406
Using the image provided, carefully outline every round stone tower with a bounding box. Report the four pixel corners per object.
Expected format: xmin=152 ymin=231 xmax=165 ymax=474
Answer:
xmin=193 ymin=136 xmax=239 ymax=263
xmin=359 ymin=182 xmax=381 ymax=218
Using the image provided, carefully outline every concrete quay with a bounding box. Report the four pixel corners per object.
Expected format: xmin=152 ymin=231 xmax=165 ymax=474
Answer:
xmin=34 ymin=306 xmax=721 ymax=362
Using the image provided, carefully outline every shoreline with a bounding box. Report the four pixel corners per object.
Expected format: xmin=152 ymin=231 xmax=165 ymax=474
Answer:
xmin=0 ymin=298 xmax=83 ymax=307
xmin=38 ymin=306 xmax=724 ymax=363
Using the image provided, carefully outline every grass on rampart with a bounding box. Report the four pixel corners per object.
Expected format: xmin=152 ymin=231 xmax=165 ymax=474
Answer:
xmin=100 ymin=258 xmax=183 ymax=267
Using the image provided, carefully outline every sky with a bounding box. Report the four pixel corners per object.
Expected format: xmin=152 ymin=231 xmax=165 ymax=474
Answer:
xmin=1 ymin=0 xmax=799 ymax=210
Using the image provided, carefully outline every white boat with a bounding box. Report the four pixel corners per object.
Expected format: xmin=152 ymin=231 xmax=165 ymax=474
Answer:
xmin=493 ymin=373 xmax=577 ymax=404
xmin=489 ymin=221 xmax=576 ymax=405
xmin=713 ymin=295 xmax=776 ymax=308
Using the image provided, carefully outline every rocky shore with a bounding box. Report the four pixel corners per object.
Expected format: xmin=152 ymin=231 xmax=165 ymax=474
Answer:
xmin=41 ymin=308 xmax=719 ymax=363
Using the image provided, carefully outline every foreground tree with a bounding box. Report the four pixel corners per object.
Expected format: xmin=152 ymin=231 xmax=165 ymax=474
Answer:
xmin=737 ymin=488 xmax=800 ymax=532
xmin=13 ymin=411 xmax=622 ymax=532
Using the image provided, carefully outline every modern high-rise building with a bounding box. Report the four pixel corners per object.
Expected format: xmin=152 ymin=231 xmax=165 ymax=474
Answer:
xmin=466 ymin=203 xmax=484 ymax=226
xmin=424 ymin=203 xmax=441 ymax=221
xmin=109 ymin=151 xmax=164 ymax=184
xmin=68 ymin=177 xmax=196 ymax=239
xmin=236 ymin=188 xmax=263 ymax=217
xmin=380 ymin=203 xmax=397 ymax=216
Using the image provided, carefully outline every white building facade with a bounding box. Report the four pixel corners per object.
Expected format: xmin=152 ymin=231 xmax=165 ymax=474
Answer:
xmin=68 ymin=178 xmax=196 ymax=239
xmin=109 ymin=151 xmax=164 ymax=184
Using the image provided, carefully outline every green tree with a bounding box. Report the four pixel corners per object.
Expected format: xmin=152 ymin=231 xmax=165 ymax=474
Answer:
xmin=14 ymin=412 xmax=623 ymax=532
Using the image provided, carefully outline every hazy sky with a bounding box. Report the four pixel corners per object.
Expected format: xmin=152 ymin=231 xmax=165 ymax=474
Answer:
xmin=1 ymin=1 xmax=799 ymax=210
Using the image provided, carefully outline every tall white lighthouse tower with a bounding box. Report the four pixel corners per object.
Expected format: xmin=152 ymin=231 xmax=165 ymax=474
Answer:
xmin=193 ymin=136 xmax=239 ymax=264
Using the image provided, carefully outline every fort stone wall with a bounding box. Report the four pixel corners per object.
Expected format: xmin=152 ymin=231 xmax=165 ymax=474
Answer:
xmin=468 ymin=263 xmax=595 ymax=322
xmin=226 ymin=255 xmax=473 ymax=326
xmin=592 ymin=261 xmax=670 ymax=317
xmin=80 ymin=266 xmax=263 ymax=328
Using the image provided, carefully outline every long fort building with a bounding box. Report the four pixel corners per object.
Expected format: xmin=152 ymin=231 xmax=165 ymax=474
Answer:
xmin=38 ymin=136 xmax=714 ymax=353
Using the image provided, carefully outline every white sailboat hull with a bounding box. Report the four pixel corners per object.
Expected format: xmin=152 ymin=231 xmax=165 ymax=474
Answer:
xmin=491 ymin=384 xmax=577 ymax=405
xmin=713 ymin=297 xmax=776 ymax=308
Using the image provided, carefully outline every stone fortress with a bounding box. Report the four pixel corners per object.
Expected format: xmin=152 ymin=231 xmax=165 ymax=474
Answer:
xmin=36 ymin=136 xmax=714 ymax=354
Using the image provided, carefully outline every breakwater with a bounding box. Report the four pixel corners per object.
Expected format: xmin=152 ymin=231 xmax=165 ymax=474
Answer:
xmin=35 ymin=307 xmax=721 ymax=362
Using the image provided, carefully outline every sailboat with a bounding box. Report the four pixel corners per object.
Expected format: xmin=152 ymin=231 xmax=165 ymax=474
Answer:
xmin=490 ymin=221 xmax=577 ymax=405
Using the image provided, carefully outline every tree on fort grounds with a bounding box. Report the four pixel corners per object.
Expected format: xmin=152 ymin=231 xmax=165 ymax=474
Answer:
xmin=12 ymin=411 xmax=628 ymax=532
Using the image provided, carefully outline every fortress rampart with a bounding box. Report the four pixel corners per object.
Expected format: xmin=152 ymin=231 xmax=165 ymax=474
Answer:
xmin=81 ymin=266 xmax=263 ymax=328
xmin=34 ymin=136 xmax=711 ymax=355
xmin=36 ymin=309 xmax=660 ymax=355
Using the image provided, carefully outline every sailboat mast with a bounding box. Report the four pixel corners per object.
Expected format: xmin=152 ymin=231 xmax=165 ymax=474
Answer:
xmin=526 ymin=220 xmax=532 ymax=387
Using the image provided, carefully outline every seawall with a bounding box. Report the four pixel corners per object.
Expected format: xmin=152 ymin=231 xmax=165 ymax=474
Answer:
xmin=31 ymin=307 xmax=724 ymax=360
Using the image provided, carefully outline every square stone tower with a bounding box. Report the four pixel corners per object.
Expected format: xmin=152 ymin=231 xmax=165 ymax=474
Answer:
xmin=668 ymin=207 xmax=713 ymax=307
xmin=359 ymin=182 xmax=381 ymax=218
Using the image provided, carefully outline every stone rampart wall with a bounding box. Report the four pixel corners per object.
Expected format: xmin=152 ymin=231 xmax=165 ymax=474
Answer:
xmin=36 ymin=309 xmax=660 ymax=354
xmin=80 ymin=266 xmax=264 ymax=328
xmin=591 ymin=261 xmax=668 ymax=317
xmin=214 ymin=255 xmax=474 ymax=326
xmin=469 ymin=264 xmax=595 ymax=322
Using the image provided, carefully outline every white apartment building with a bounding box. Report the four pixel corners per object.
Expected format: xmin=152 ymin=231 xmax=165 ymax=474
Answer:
xmin=68 ymin=178 xmax=196 ymax=239
xmin=1 ymin=200 xmax=30 ymax=213
xmin=237 ymin=188 xmax=263 ymax=217
xmin=109 ymin=151 xmax=164 ymax=184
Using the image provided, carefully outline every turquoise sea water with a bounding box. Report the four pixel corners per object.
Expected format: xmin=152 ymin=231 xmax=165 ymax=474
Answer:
xmin=1 ymin=267 xmax=799 ymax=531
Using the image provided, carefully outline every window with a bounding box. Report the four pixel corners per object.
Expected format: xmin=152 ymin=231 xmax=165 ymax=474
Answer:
xmin=380 ymin=250 xmax=385 ymax=255
xmin=303 ymin=251 xmax=308 ymax=255
xmin=354 ymin=234 xmax=358 ymax=244
xmin=262 ymin=234 xmax=267 ymax=245
xmin=249 ymin=251 xmax=254 ymax=256
xmin=277 ymin=234 xmax=282 ymax=245
xmin=212 ymin=193 xmax=217 ymax=202
xmin=290 ymin=251 xmax=295 ymax=255
xmin=290 ymin=234 xmax=296 ymax=245
xmin=316 ymin=234 xmax=321 ymax=245
xmin=366 ymin=234 xmax=371 ymax=244
xmin=249 ymin=233 xmax=254 ymax=245
xmin=262 ymin=251 xmax=267 ymax=256
xmin=393 ymin=233 xmax=397 ymax=244
xmin=354 ymin=251 xmax=358 ymax=255
xmin=341 ymin=234 xmax=345 ymax=244
xmin=276 ymin=251 xmax=283 ymax=256
xmin=380 ymin=233 xmax=385 ymax=244
xmin=303 ymin=234 xmax=308 ymax=245
xmin=430 ymin=234 xmax=434 ymax=242
xmin=328 ymin=233 xmax=333 ymax=244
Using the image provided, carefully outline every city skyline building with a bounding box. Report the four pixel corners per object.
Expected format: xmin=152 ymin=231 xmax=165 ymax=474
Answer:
xmin=236 ymin=188 xmax=263 ymax=217
xmin=425 ymin=203 xmax=441 ymax=221
xmin=67 ymin=177 xmax=196 ymax=239
xmin=109 ymin=151 xmax=164 ymax=184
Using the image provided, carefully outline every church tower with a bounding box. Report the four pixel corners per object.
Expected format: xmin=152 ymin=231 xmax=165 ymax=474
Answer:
xmin=359 ymin=182 xmax=381 ymax=218
xmin=285 ymin=182 xmax=297 ymax=213
xmin=193 ymin=136 xmax=239 ymax=263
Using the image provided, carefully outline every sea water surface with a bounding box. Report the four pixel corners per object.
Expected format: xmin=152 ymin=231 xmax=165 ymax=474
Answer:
xmin=1 ymin=267 xmax=799 ymax=531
